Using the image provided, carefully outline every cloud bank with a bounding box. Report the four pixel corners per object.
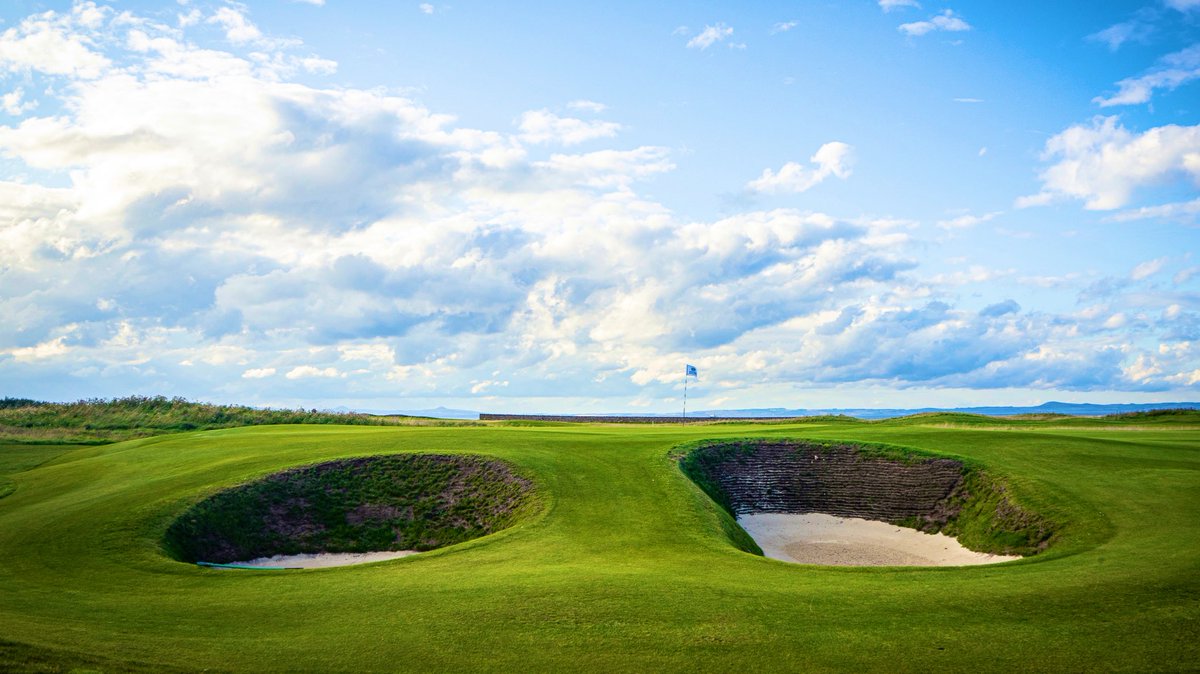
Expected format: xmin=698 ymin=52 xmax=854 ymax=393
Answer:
xmin=0 ymin=2 xmax=1195 ymax=410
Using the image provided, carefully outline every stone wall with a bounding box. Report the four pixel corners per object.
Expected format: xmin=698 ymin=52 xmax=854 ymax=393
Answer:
xmin=479 ymin=414 xmax=798 ymax=423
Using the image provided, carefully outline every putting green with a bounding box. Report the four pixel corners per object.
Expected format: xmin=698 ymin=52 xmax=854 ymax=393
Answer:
xmin=0 ymin=419 xmax=1197 ymax=672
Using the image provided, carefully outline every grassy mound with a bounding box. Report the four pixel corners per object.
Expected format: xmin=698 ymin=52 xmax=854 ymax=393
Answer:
xmin=164 ymin=454 xmax=535 ymax=564
xmin=679 ymin=439 xmax=1056 ymax=556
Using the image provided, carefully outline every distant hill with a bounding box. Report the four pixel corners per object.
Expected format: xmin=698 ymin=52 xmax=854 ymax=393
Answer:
xmin=663 ymin=401 xmax=1200 ymax=420
xmin=330 ymin=405 xmax=480 ymax=420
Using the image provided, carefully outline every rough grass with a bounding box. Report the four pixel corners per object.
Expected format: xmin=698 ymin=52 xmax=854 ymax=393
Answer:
xmin=0 ymin=420 xmax=1196 ymax=672
xmin=0 ymin=395 xmax=478 ymax=444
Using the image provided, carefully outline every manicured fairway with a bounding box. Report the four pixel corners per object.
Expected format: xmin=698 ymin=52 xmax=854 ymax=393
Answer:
xmin=0 ymin=418 xmax=1197 ymax=672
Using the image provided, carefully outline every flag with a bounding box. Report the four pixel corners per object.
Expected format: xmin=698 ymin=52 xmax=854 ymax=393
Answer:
xmin=685 ymin=364 xmax=698 ymax=377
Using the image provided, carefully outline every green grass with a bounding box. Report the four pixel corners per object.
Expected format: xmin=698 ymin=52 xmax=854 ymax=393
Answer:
xmin=0 ymin=417 xmax=1196 ymax=672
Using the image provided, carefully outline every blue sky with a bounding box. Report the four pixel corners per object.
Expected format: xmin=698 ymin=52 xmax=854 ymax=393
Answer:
xmin=0 ymin=0 xmax=1198 ymax=413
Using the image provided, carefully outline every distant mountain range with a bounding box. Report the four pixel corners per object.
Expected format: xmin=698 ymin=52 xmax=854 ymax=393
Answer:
xmin=329 ymin=405 xmax=480 ymax=420
xmin=342 ymin=401 xmax=1198 ymax=421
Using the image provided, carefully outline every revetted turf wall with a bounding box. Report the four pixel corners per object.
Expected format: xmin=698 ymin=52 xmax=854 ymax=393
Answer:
xmin=164 ymin=454 xmax=535 ymax=564
xmin=679 ymin=439 xmax=1056 ymax=556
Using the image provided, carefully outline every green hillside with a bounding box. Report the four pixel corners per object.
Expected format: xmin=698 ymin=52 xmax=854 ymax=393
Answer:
xmin=0 ymin=416 xmax=1196 ymax=672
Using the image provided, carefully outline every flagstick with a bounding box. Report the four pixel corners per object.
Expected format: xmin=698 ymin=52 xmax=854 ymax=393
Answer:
xmin=682 ymin=371 xmax=688 ymax=423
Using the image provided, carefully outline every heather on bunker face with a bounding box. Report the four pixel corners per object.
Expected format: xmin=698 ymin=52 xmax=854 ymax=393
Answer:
xmin=164 ymin=454 xmax=535 ymax=564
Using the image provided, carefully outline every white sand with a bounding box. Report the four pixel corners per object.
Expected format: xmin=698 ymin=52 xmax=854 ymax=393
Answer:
xmin=232 ymin=550 xmax=420 ymax=569
xmin=737 ymin=513 xmax=1020 ymax=567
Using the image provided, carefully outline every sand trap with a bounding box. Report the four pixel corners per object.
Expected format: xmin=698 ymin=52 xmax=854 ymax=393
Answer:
xmin=230 ymin=550 xmax=420 ymax=569
xmin=738 ymin=513 xmax=1020 ymax=566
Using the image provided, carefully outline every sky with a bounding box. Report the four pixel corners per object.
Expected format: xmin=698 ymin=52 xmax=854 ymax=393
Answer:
xmin=0 ymin=0 xmax=1198 ymax=414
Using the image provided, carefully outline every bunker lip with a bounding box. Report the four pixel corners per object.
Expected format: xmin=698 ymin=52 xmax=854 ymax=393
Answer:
xmin=738 ymin=513 xmax=1020 ymax=566
xmin=200 ymin=550 xmax=421 ymax=570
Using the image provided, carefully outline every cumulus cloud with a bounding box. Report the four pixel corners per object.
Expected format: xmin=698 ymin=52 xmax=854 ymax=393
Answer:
xmin=208 ymin=7 xmax=263 ymax=45
xmin=687 ymin=23 xmax=733 ymax=49
xmin=286 ymin=365 xmax=341 ymax=379
xmin=0 ymin=3 xmax=1194 ymax=407
xmin=0 ymin=5 xmax=111 ymax=78
xmin=242 ymin=367 xmax=276 ymax=378
xmin=770 ymin=21 xmax=797 ymax=34
xmin=898 ymin=10 xmax=971 ymax=37
xmin=1018 ymin=117 xmax=1200 ymax=210
xmin=746 ymin=142 xmax=855 ymax=194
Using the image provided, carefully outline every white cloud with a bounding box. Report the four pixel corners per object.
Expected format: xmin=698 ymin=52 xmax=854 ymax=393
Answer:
xmin=687 ymin=23 xmax=733 ymax=49
xmin=1 ymin=88 xmax=36 ymax=116
xmin=1094 ymin=44 xmax=1200 ymax=107
xmin=936 ymin=211 xmax=1002 ymax=229
xmin=242 ymin=367 xmax=276 ymax=378
xmin=536 ymin=146 xmax=675 ymax=187
xmin=419 ymin=3 xmax=434 ymax=14
xmin=898 ymin=10 xmax=971 ymax=37
xmin=954 ymin=97 xmax=983 ymax=103
xmin=285 ymin=365 xmax=341 ymax=379
xmin=746 ymin=142 xmax=855 ymax=194
xmin=1019 ymin=116 xmax=1200 ymax=210
xmin=178 ymin=9 xmax=202 ymax=27
xmin=1131 ymin=257 xmax=1169 ymax=280
xmin=879 ymin=0 xmax=921 ymax=11
xmin=1106 ymin=198 xmax=1200 ymax=223
xmin=1165 ymin=0 xmax=1200 ymax=11
xmin=1088 ymin=19 xmax=1153 ymax=51
xmin=299 ymin=55 xmax=338 ymax=74
xmin=517 ymin=109 xmax=621 ymax=145
xmin=6 ymin=336 xmax=70 ymax=362
xmin=0 ymin=8 xmax=111 ymax=78
xmin=770 ymin=21 xmax=797 ymax=34
xmin=295 ymin=0 xmax=326 ymax=5
xmin=208 ymin=7 xmax=263 ymax=45
xmin=567 ymin=99 xmax=608 ymax=113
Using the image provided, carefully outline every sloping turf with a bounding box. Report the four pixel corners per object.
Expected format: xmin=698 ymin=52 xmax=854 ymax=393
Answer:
xmin=0 ymin=419 xmax=1196 ymax=672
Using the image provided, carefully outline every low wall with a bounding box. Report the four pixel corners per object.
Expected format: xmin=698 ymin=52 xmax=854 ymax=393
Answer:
xmin=479 ymin=414 xmax=799 ymax=423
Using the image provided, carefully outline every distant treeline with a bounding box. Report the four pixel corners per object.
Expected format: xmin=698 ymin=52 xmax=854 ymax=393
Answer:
xmin=0 ymin=395 xmax=452 ymax=444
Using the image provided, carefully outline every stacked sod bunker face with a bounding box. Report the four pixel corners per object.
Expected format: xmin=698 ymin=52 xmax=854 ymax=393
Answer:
xmin=679 ymin=440 xmax=1055 ymax=557
xmin=164 ymin=454 xmax=535 ymax=565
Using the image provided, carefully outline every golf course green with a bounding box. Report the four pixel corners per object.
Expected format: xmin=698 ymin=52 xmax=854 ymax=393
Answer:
xmin=0 ymin=415 xmax=1197 ymax=672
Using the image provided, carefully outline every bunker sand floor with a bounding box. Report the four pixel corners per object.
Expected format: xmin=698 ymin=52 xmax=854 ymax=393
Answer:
xmin=738 ymin=512 xmax=1021 ymax=566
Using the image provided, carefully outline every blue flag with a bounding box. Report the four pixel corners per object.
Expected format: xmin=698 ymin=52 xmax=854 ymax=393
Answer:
xmin=685 ymin=364 xmax=698 ymax=377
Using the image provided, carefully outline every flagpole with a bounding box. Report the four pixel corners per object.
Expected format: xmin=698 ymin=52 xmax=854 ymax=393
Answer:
xmin=682 ymin=371 xmax=688 ymax=423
